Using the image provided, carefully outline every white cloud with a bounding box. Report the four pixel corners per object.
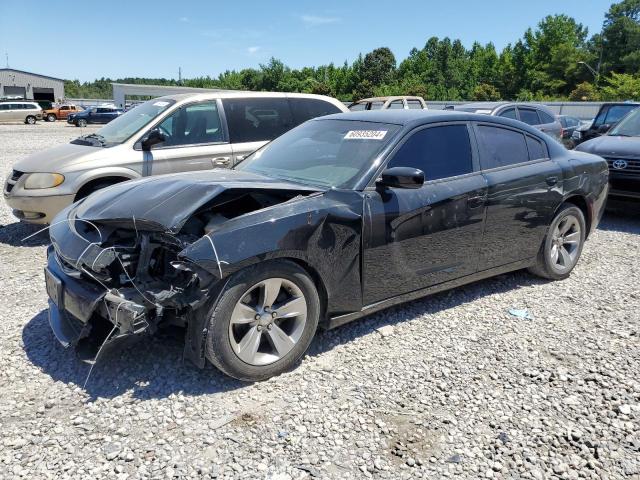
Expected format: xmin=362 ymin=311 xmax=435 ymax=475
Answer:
xmin=300 ymin=14 xmax=340 ymax=26
xmin=247 ymin=46 xmax=261 ymax=55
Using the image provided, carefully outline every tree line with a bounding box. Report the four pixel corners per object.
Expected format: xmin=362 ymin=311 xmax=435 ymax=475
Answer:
xmin=64 ymin=0 xmax=640 ymax=103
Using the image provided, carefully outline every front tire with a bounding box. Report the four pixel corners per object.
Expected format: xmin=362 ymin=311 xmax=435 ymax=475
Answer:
xmin=25 ymin=116 xmax=36 ymax=125
xmin=205 ymin=260 xmax=320 ymax=381
xmin=46 ymin=114 xmax=57 ymax=122
xmin=77 ymin=119 xmax=87 ymax=127
xmin=528 ymin=204 xmax=586 ymax=280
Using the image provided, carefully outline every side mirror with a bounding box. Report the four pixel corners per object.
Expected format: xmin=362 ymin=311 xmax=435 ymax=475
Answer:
xmin=377 ymin=167 xmax=424 ymax=189
xmin=597 ymin=123 xmax=611 ymax=133
xmin=141 ymin=129 xmax=166 ymax=151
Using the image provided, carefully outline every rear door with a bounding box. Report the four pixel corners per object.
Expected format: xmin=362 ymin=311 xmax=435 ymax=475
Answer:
xmin=222 ymin=97 xmax=294 ymax=166
xmin=140 ymin=99 xmax=233 ymax=175
xmin=363 ymin=122 xmax=487 ymax=304
xmin=474 ymin=123 xmax=563 ymax=270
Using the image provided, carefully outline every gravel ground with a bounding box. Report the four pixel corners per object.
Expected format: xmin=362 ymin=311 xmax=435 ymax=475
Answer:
xmin=0 ymin=121 xmax=639 ymax=480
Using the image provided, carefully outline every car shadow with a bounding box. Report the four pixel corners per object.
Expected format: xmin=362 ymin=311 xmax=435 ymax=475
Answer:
xmin=23 ymin=269 xmax=545 ymax=401
xmin=22 ymin=310 xmax=245 ymax=401
xmin=0 ymin=221 xmax=51 ymax=247
xmin=309 ymin=269 xmax=545 ymax=358
xmin=598 ymin=208 xmax=640 ymax=235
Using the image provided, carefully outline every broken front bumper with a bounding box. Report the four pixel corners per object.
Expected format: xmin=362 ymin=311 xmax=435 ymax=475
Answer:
xmin=45 ymin=246 xmax=149 ymax=350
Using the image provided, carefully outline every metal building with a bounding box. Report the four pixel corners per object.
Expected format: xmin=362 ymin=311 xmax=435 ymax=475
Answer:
xmin=0 ymin=68 xmax=65 ymax=101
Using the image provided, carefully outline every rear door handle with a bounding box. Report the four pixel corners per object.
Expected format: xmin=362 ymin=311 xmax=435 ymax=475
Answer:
xmin=212 ymin=156 xmax=230 ymax=166
xmin=546 ymin=176 xmax=558 ymax=186
xmin=467 ymin=196 xmax=485 ymax=208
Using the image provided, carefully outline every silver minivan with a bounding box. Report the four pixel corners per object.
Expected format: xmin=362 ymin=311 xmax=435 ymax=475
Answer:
xmin=0 ymin=101 xmax=43 ymax=124
xmin=4 ymin=92 xmax=347 ymax=223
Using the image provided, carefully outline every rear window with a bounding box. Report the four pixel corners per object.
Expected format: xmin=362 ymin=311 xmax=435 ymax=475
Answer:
xmin=538 ymin=110 xmax=555 ymax=124
xmin=499 ymin=108 xmax=517 ymax=119
xmin=388 ymin=100 xmax=405 ymax=109
xmin=476 ymin=125 xmax=529 ymax=169
xmin=526 ymin=136 xmax=548 ymax=160
xmin=223 ymin=97 xmax=294 ymax=143
xmin=290 ymin=98 xmax=341 ymax=125
xmin=519 ymin=108 xmax=540 ymax=125
xmin=407 ymin=100 xmax=423 ymax=109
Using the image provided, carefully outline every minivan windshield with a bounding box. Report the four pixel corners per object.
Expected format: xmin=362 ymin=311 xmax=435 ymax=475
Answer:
xmin=236 ymin=119 xmax=401 ymax=189
xmin=609 ymin=108 xmax=640 ymax=137
xmin=73 ymin=98 xmax=176 ymax=147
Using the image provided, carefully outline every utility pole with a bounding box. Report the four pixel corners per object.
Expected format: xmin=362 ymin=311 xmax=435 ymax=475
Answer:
xmin=5 ymin=53 xmax=8 ymax=68
xmin=178 ymin=67 xmax=182 ymax=85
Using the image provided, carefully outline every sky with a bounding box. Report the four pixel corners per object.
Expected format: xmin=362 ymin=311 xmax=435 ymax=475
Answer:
xmin=0 ymin=0 xmax=615 ymax=82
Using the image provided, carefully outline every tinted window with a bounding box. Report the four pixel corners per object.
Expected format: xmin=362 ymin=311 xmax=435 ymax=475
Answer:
xmin=407 ymin=100 xmax=423 ymax=109
xmin=157 ymin=101 xmax=223 ymax=147
xmin=349 ymin=103 xmax=366 ymax=111
xmin=388 ymin=125 xmax=473 ymax=180
xmin=499 ymin=108 xmax=517 ymax=119
xmin=388 ymin=100 xmax=405 ymax=109
xmin=519 ymin=108 xmax=540 ymax=125
xmin=476 ymin=125 xmax=529 ymax=169
xmin=526 ymin=136 xmax=547 ymax=160
xmin=538 ymin=110 xmax=555 ymax=124
xmin=0 ymin=104 xmax=8 ymax=110
xmin=223 ymin=97 xmax=293 ymax=143
xmin=290 ymin=98 xmax=341 ymax=125
xmin=604 ymin=105 xmax=636 ymax=125
xmin=60 ymin=106 xmax=69 ymax=111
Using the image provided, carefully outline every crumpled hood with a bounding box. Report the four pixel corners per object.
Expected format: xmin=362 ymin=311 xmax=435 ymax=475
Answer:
xmin=12 ymin=142 xmax=106 ymax=172
xmin=577 ymin=135 xmax=640 ymax=157
xmin=72 ymin=169 xmax=321 ymax=233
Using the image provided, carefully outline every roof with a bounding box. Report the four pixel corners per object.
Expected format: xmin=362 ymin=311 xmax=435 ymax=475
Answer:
xmin=354 ymin=96 xmax=425 ymax=103
xmin=456 ymin=101 xmax=556 ymax=112
xmin=315 ymin=109 xmax=549 ymax=134
xmin=0 ymin=68 xmax=65 ymax=82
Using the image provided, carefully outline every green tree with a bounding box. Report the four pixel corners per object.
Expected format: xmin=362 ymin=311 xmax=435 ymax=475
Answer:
xmin=600 ymin=72 xmax=640 ymax=99
xmin=569 ymin=81 xmax=600 ymax=100
xmin=472 ymin=83 xmax=501 ymax=101
xmin=600 ymin=0 xmax=640 ymax=74
xmin=360 ymin=47 xmax=396 ymax=87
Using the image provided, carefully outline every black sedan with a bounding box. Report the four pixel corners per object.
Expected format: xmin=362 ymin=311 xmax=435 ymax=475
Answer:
xmin=45 ymin=111 xmax=609 ymax=381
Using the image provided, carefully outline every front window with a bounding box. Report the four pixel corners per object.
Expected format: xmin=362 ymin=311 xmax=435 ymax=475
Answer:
xmin=609 ymin=108 xmax=640 ymax=137
xmin=236 ymin=119 xmax=401 ymax=189
xmin=73 ymin=98 xmax=176 ymax=147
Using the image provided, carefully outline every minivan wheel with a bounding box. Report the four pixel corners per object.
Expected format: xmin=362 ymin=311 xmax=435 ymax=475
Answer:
xmin=46 ymin=114 xmax=56 ymax=122
xmin=77 ymin=119 xmax=87 ymax=127
xmin=25 ymin=116 xmax=36 ymax=125
xmin=528 ymin=204 xmax=586 ymax=280
xmin=205 ymin=260 xmax=320 ymax=381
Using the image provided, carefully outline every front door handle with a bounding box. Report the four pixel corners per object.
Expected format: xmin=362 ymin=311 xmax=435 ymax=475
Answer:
xmin=467 ymin=196 xmax=485 ymax=208
xmin=546 ymin=176 xmax=558 ymax=186
xmin=212 ymin=156 xmax=230 ymax=166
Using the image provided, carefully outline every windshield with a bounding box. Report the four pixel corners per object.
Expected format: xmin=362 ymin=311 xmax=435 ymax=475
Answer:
xmin=78 ymin=98 xmax=175 ymax=146
xmin=235 ymin=119 xmax=401 ymax=189
xmin=609 ymin=108 xmax=640 ymax=136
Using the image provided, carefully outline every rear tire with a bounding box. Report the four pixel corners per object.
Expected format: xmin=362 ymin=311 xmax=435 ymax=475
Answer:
xmin=25 ymin=116 xmax=36 ymax=125
xmin=528 ymin=204 xmax=586 ymax=280
xmin=205 ymin=260 xmax=320 ymax=381
xmin=46 ymin=114 xmax=56 ymax=122
xmin=77 ymin=119 xmax=87 ymax=127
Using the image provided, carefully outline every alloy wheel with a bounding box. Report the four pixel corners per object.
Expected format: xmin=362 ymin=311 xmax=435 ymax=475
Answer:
xmin=228 ymin=277 xmax=308 ymax=366
xmin=550 ymin=214 xmax=581 ymax=273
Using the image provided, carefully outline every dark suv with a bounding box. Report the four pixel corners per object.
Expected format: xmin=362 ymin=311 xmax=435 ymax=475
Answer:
xmin=67 ymin=106 xmax=123 ymax=127
xmin=573 ymin=102 xmax=640 ymax=146
xmin=576 ymin=107 xmax=640 ymax=202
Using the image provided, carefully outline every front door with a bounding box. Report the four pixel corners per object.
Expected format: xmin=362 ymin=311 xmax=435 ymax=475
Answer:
xmin=473 ymin=123 xmax=563 ymax=270
xmin=363 ymin=123 xmax=487 ymax=305
xmin=142 ymin=100 xmax=232 ymax=176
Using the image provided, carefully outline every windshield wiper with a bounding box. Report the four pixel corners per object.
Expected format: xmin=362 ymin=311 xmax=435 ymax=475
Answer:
xmin=81 ymin=133 xmax=107 ymax=145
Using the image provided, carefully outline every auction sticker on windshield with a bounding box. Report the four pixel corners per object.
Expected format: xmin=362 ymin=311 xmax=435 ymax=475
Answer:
xmin=345 ymin=130 xmax=388 ymax=140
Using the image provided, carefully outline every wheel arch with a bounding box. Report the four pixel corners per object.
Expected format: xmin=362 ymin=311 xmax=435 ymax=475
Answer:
xmin=561 ymin=194 xmax=591 ymax=238
xmin=75 ymin=175 xmax=132 ymax=201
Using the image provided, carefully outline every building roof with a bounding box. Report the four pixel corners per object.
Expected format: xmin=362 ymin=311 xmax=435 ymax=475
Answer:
xmin=0 ymin=68 xmax=65 ymax=82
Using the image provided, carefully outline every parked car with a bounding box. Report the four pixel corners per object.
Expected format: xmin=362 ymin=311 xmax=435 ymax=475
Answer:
xmin=349 ymin=96 xmax=427 ymax=111
xmin=43 ymin=110 xmax=608 ymax=381
xmin=572 ymin=102 xmax=640 ymax=145
xmin=0 ymin=101 xmax=43 ymax=124
xmin=557 ymin=115 xmax=583 ymax=148
xmin=43 ymin=104 xmax=83 ymax=122
xmin=455 ymin=102 xmax=563 ymax=140
xmin=4 ymin=92 xmax=348 ymax=223
xmin=67 ymin=105 xmax=123 ymax=127
xmin=575 ymin=106 xmax=640 ymax=201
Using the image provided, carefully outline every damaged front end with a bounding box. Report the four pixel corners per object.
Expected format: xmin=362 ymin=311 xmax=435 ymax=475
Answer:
xmin=46 ymin=173 xmax=319 ymax=363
